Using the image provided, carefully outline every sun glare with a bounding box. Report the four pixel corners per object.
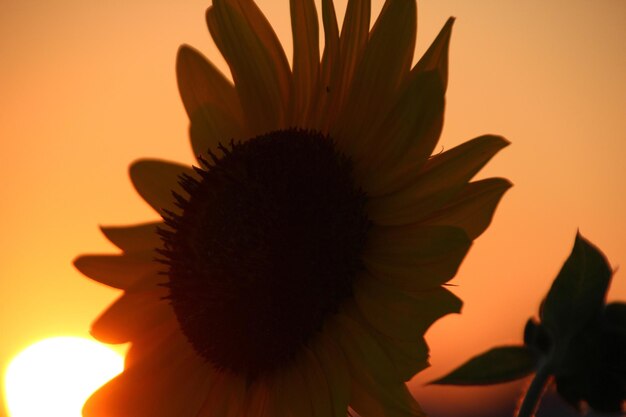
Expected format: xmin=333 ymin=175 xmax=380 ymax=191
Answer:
xmin=4 ymin=337 xmax=124 ymax=417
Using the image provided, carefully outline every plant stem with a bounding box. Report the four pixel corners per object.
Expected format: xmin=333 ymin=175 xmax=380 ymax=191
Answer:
xmin=516 ymin=362 xmax=552 ymax=417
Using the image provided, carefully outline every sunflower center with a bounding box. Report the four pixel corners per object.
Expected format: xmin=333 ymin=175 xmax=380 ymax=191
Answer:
xmin=160 ymin=129 xmax=370 ymax=379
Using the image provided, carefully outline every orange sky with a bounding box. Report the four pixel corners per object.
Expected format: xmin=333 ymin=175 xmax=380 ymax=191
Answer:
xmin=1 ymin=1 xmax=625 ymax=416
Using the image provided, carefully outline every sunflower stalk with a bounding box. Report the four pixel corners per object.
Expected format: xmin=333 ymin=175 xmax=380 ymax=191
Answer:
xmin=515 ymin=359 xmax=552 ymax=417
xmin=431 ymin=233 xmax=626 ymax=415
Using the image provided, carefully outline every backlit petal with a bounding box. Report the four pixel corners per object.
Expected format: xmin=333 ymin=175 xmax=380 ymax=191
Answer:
xmin=413 ymin=17 xmax=454 ymax=89
xmin=337 ymin=0 xmax=417 ymax=156
xmin=100 ymin=221 xmax=161 ymax=252
xmin=310 ymin=330 xmax=351 ymax=417
xmin=354 ymin=273 xmax=462 ymax=341
xmin=290 ymin=0 xmax=319 ymax=126
xmin=176 ymin=45 xmax=245 ymax=158
xmin=83 ymin=330 xmax=213 ymax=417
xmin=355 ymin=71 xmax=444 ymax=194
xmin=91 ymin=286 xmax=172 ymax=344
xmin=310 ymin=0 xmax=339 ymax=131
xmin=73 ymin=253 xmax=162 ymax=290
xmin=367 ymin=135 xmax=510 ymax=225
xmin=423 ymin=177 xmax=513 ymax=239
xmin=197 ymin=371 xmax=247 ymax=417
xmin=129 ymin=159 xmax=195 ymax=217
xmin=331 ymin=313 xmax=424 ymax=417
xmin=325 ymin=0 xmax=370 ymax=124
xmin=207 ymin=0 xmax=291 ymax=134
xmin=363 ymin=225 xmax=471 ymax=290
xmin=176 ymin=45 xmax=242 ymax=124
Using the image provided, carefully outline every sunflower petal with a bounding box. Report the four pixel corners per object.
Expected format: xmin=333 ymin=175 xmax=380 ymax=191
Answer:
xmin=357 ymin=18 xmax=455 ymax=193
xmin=275 ymin=358 xmax=314 ymax=417
xmin=423 ymin=177 xmax=512 ymax=239
xmin=319 ymin=0 xmax=339 ymax=90
xmin=331 ymin=313 xmax=424 ymax=417
xmin=123 ymin=318 xmax=179 ymax=368
xmin=328 ymin=0 xmax=370 ymax=118
xmin=367 ymin=135 xmax=510 ymax=225
xmin=344 ymin=301 xmax=430 ymax=381
xmin=413 ymin=17 xmax=454 ymax=89
xmin=226 ymin=0 xmax=292 ymax=103
xmin=310 ymin=0 xmax=339 ymax=131
xmin=337 ymin=0 xmax=417 ymax=154
xmin=100 ymin=221 xmax=161 ymax=252
xmin=188 ymin=102 xmax=244 ymax=160
xmin=363 ymin=225 xmax=471 ymax=290
xmin=176 ymin=45 xmax=241 ymax=124
xmin=290 ymin=0 xmax=319 ymax=126
xmin=350 ymin=374 xmax=425 ymax=417
xmin=83 ymin=331 xmax=213 ymax=417
xmin=299 ymin=347 xmax=336 ymax=417
xmin=91 ymin=286 xmax=172 ymax=344
xmin=176 ymin=45 xmax=244 ymax=158
xmin=198 ymin=371 xmax=248 ymax=417
xmin=310 ymin=330 xmax=351 ymax=417
xmin=244 ymin=378 xmax=278 ymax=417
xmin=354 ymin=274 xmax=462 ymax=341
xmin=355 ymin=70 xmax=444 ymax=193
xmin=207 ymin=0 xmax=291 ymax=134
xmin=73 ymin=254 xmax=162 ymax=290
xmin=376 ymin=335 xmax=430 ymax=382
xmin=129 ymin=159 xmax=195 ymax=217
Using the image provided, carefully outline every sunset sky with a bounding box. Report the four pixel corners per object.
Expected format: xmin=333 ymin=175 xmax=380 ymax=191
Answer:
xmin=1 ymin=1 xmax=625 ymax=416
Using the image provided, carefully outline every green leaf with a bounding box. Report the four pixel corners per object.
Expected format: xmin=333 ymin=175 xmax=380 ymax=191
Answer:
xmin=540 ymin=232 xmax=613 ymax=342
xmin=431 ymin=346 xmax=538 ymax=385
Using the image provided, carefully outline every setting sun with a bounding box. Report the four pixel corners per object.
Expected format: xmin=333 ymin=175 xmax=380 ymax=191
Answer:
xmin=4 ymin=337 xmax=124 ymax=417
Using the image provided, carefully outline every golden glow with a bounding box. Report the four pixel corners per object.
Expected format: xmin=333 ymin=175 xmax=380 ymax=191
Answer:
xmin=4 ymin=337 xmax=124 ymax=417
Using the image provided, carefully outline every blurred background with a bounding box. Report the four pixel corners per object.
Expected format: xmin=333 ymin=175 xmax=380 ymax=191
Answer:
xmin=0 ymin=0 xmax=624 ymax=416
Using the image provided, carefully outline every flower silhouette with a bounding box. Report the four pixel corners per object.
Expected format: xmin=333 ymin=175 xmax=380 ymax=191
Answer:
xmin=75 ymin=0 xmax=509 ymax=416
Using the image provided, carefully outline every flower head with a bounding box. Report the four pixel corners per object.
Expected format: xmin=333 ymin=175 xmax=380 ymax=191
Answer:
xmin=75 ymin=0 xmax=509 ymax=416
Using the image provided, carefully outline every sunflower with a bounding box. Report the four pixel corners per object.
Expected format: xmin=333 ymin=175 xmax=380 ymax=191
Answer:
xmin=75 ymin=0 xmax=510 ymax=416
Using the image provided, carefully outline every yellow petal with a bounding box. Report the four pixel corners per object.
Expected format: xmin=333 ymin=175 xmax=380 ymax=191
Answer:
xmin=299 ymin=347 xmax=335 ymax=417
xmin=83 ymin=330 xmax=212 ymax=417
xmin=310 ymin=0 xmax=339 ymax=131
xmin=367 ymin=135 xmax=510 ymax=225
xmin=357 ymin=17 xmax=456 ymax=193
xmin=90 ymin=286 xmax=172 ymax=344
xmin=336 ymin=0 xmax=417 ymax=156
xmin=413 ymin=17 xmax=454 ymax=89
xmin=325 ymin=0 xmax=370 ymax=124
xmin=197 ymin=371 xmax=247 ymax=417
xmin=207 ymin=0 xmax=291 ymax=134
xmin=176 ymin=45 xmax=242 ymax=125
xmin=176 ymin=45 xmax=245 ymax=158
xmin=375 ymin=335 xmax=429 ymax=382
xmin=129 ymin=159 xmax=195 ymax=217
xmin=188 ymin=102 xmax=244 ymax=160
xmin=241 ymin=377 xmax=279 ymax=417
xmin=310 ymin=329 xmax=351 ymax=417
xmin=123 ymin=318 xmax=179 ymax=368
xmin=226 ymin=0 xmax=292 ymax=105
xmin=330 ymin=313 xmax=424 ymax=416
xmin=274 ymin=357 xmax=314 ymax=417
xmin=363 ymin=225 xmax=471 ymax=290
xmin=342 ymin=302 xmax=430 ymax=382
xmin=290 ymin=0 xmax=319 ymax=126
xmin=99 ymin=221 xmax=161 ymax=252
xmin=73 ymin=253 xmax=162 ymax=290
xmin=355 ymin=70 xmax=444 ymax=193
xmin=354 ymin=273 xmax=462 ymax=341
xmin=423 ymin=177 xmax=513 ymax=239
xmin=350 ymin=373 xmax=424 ymax=417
